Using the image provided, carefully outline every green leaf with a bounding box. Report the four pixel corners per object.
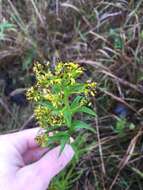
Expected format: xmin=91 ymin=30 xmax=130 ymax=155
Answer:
xmin=71 ymin=143 xmax=79 ymax=160
xmin=0 ymin=21 xmax=16 ymax=31
xmin=59 ymin=135 xmax=70 ymax=156
xmin=52 ymin=84 xmax=62 ymax=94
xmin=48 ymin=131 xmax=69 ymax=143
xmin=115 ymin=117 xmax=126 ymax=135
xmin=63 ymin=109 xmax=72 ymax=127
xmin=0 ymin=21 xmax=16 ymax=40
xmin=67 ymin=84 xmax=85 ymax=94
xmin=45 ymin=125 xmax=60 ymax=133
xmin=78 ymin=106 xmax=96 ymax=116
xmin=39 ymin=100 xmax=54 ymax=109
xmin=129 ymin=123 xmax=135 ymax=130
xmin=72 ymin=120 xmax=96 ymax=133
xmin=71 ymin=133 xmax=88 ymax=160
xmin=71 ymin=96 xmax=83 ymax=109
xmin=47 ymin=131 xmax=70 ymax=155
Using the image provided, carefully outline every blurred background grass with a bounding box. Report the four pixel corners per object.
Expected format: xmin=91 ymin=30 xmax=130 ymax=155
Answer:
xmin=0 ymin=0 xmax=143 ymax=189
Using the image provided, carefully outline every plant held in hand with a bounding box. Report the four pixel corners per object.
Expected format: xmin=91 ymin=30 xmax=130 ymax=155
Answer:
xmin=27 ymin=62 xmax=96 ymax=153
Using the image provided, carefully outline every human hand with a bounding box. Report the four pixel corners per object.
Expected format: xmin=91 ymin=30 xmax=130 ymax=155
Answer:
xmin=0 ymin=128 xmax=74 ymax=190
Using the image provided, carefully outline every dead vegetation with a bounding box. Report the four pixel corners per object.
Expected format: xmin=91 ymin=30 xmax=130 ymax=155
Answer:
xmin=0 ymin=0 xmax=143 ymax=189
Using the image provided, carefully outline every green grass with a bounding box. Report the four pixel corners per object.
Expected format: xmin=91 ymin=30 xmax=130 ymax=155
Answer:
xmin=0 ymin=0 xmax=143 ymax=189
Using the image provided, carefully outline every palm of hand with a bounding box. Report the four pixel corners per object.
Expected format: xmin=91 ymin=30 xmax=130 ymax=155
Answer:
xmin=0 ymin=128 xmax=74 ymax=190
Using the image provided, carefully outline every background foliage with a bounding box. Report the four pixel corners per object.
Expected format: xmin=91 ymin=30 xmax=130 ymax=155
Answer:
xmin=0 ymin=0 xmax=143 ymax=189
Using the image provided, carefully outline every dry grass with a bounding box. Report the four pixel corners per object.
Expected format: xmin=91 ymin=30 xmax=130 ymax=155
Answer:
xmin=0 ymin=0 xmax=143 ymax=189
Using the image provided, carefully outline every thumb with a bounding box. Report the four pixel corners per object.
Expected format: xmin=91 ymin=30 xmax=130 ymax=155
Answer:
xmin=18 ymin=145 xmax=74 ymax=190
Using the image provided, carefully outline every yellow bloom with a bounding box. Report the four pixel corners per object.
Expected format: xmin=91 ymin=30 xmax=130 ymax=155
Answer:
xmin=33 ymin=62 xmax=43 ymax=73
xmin=26 ymin=87 xmax=35 ymax=100
xmin=54 ymin=78 xmax=62 ymax=84
xmin=26 ymin=61 xmax=96 ymax=131
xmin=43 ymin=93 xmax=53 ymax=101
xmin=35 ymin=133 xmax=48 ymax=147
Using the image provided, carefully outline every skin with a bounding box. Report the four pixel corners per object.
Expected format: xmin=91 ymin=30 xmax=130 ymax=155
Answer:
xmin=0 ymin=128 xmax=74 ymax=190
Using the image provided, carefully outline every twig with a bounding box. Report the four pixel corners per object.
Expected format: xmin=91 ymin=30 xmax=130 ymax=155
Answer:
xmin=109 ymin=128 xmax=143 ymax=190
xmin=20 ymin=114 xmax=35 ymax=130
xmin=0 ymin=98 xmax=20 ymax=125
xmin=95 ymin=115 xmax=106 ymax=190
xmin=30 ymin=0 xmax=45 ymax=27
xmin=102 ymin=70 xmax=143 ymax=94
xmin=99 ymin=87 xmax=137 ymax=113
xmin=9 ymin=88 xmax=27 ymax=97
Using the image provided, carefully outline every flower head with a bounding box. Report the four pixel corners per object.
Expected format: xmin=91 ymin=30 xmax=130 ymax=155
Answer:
xmin=26 ymin=61 xmax=96 ymax=148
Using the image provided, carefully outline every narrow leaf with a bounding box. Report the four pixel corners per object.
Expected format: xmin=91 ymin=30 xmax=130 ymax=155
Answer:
xmin=71 ymin=96 xmax=83 ymax=109
xmin=59 ymin=135 xmax=70 ymax=156
xmin=39 ymin=100 xmax=53 ymax=109
xmin=79 ymin=106 xmax=96 ymax=116
xmin=63 ymin=109 xmax=72 ymax=127
xmin=73 ymin=120 xmax=96 ymax=133
xmin=67 ymin=84 xmax=85 ymax=94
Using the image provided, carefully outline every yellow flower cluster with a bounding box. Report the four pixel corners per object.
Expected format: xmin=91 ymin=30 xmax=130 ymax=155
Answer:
xmin=55 ymin=62 xmax=83 ymax=74
xmin=55 ymin=62 xmax=84 ymax=85
xmin=34 ymin=105 xmax=64 ymax=127
xmin=26 ymin=61 xmax=96 ymax=129
xmin=42 ymin=88 xmax=63 ymax=108
xmin=85 ymin=81 xmax=97 ymax=97
xmin=35 ymin=133 xmax=48 ymax=147
xmin=27 ymin=87 xmax=40 ymax=102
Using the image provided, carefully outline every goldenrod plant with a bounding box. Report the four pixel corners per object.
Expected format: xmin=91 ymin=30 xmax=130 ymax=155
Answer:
xmin=27 ymin=62 xmax=96 ymax=153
